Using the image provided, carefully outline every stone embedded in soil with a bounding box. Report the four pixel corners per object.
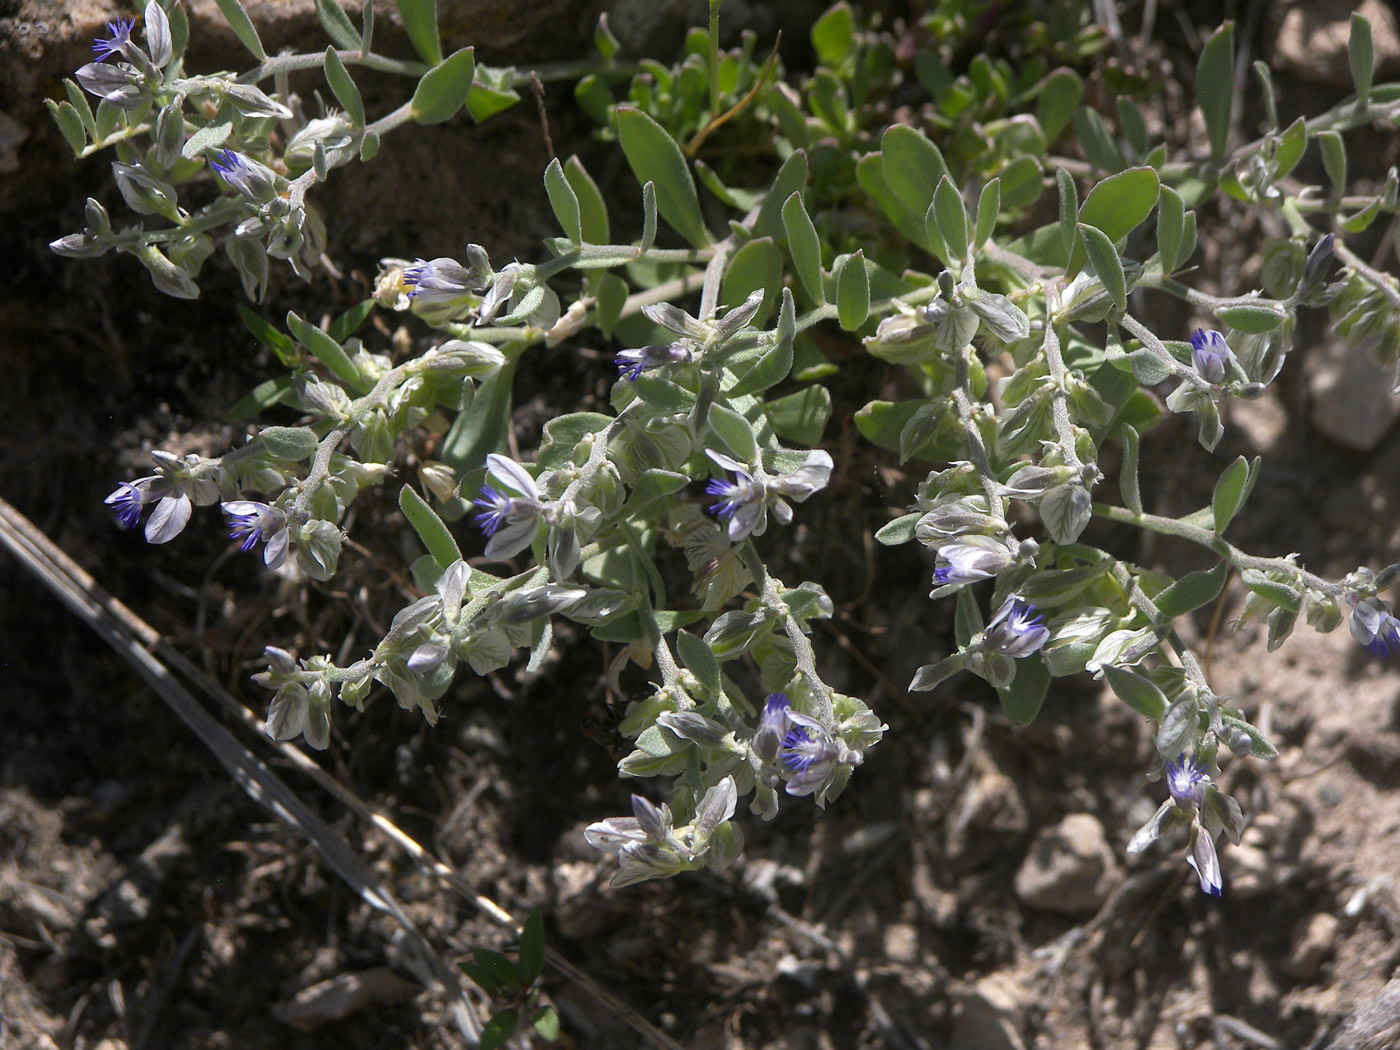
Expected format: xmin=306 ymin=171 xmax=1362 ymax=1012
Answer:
xmin=272 ymin=968 xmax=415 ymax=1031
xmin=1013 ymin=813 xmax=1116 ymax=914
xmin=1284 ymin=911 xmax=1341 ymax=979
xmin=950 ymin=974 xmax=1026 ymax=1050
xmin=1306 ymin=337 xmax=1400 ymax=451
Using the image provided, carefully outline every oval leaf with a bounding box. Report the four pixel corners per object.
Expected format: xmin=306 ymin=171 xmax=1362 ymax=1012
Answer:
xmin=411 ymin=47 xmax=476 ymax=125
xmin=616 ymin=106 xmax=710 ymax=248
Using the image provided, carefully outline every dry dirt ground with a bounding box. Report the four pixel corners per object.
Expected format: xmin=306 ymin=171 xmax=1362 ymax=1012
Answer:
xmin=3 ymin=2 xmax=1400 ymax=1049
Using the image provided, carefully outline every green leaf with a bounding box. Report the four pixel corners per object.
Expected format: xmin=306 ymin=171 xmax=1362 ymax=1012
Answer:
xmin=63 ymin=80 xmax=98 ymax=140
xmin=932 ymin=176 xmax=969 ymax=260
xmin=875 ymin=512 xmax=921 ymax=546
xmin=1119 ymin=423 xmax=1142 ymax=514
xmin=465 ymin=77 xmax=520 ymax=122
xmin=954 ymin=586 xmax=982 ymax=648
xmin=564 ymin=155 xmax=608 ymax=243
xmin=811 ymin=2 xmax=854 ymax=66
xmin=1220 ymin=711 xmax=1279 ymax=760
xmin=1155 ymin=693 xmax=1198 ymax=757
xmin=438 ymin=354 xmax=516 ymax=511
xmin=46 ymin=100 xmax=86 ymax=154
xmin=640 ymin=180 xmax=657 ymax=250
xmin=400 ymin=484 xmax=463 ymax=569
xmin=327 ymin=299 xmax=374 ymax=342
xmin=624 ymin=469 xmax=688 ymax=513
xmin=708 ymin=403 xmax=758 ymax=463
xmin=1079 ymin=166 xmax=1160 ymax=242
xmin=323 ymin=47 xmax=364 ymax=126
xmin=629 ymin=373 xmax=695 ymax=413
xmin=213 ymin=0 xmax=266 ymax=60
xmin=616 ymin=106 xmax=710 ymax=248
xmin=259 ymin=425 xmax=319 ymax=460
xmin=781 ymin=191 xmax=825 ymax=304
xmin=677 ymin=630 xmax=721 ymax=696
xmin=544 ymin=158 xmax=583 ymax=244
xmin=1196 ymin=22 xmax=1235 ymax=162
xmin=727 ymin=288 xmax=795 ymax=396
xmin=574 ymin=73 xmax=613 ymax=124
xmin=1274 ymin=116 xmax=1306 ymax=179
xmin=752 ymin=149 xmax=809 ymax=240
xmin=999 ymin=656 xmax=1049 ymax=726
xmin=1241 ymin=569 xmax=1300 ymax=613
xmin=1341 ymin=198 xmax=1382 ymax=234
xmin=1319 ymin=130 xmax=1346 ymax=193
xmin=1211 ymin=454 xmax=1257 ymax=533
xmin=479 ymin=1009 xmax=519 ymax=1050
xmin=722 ymin=238 xmax=782 ymax=328
xmin=1153 ymin=561 xmax=1230 ymax=618
xmin=411 ymin=47 xmax=476 ymax=125
xmin=999 ymin=155 xmax=1044 ymax=209
xmin=1215 ymin=300 xmax=1286 ymax=333
xmin=315 ymin=0 xmax=359 ymax=49
xmin=395 ymin=0 xmax=442 ymax=65
xmin=974 ymin=178 xmax=1000 ymax=249
xmin=765 ymin=385 xmax=832 ymax=445
xmin=880 ymin=124 xmax=949 ymax=216
xmin=1079 ymin=223 xmax=1126 ymax=313
xmin=1157 ymin=185 xmax=1186 ymax=274
xmin=1117 ymin=97 xmax=1148 ymax=156
xmin=1103 ymin=665 xmax=1168 ymax=720
xmin=1037 ymin=67 xmax=1083 ymax=143
xmin=286 ymin=311 xmax=366 ymax=391
xmin=238 ymin=305 xmax=296 ymax=364
xmin=1350 ymin=12 xmax=1374 ymax=107
xmin=595 ymin=272 xmax=628 ymax=339
xmin=1057 ymin=167 xmax=1078 ymax=259
xmin=1073 ymin=106 xmax=1126 ymax=172
xmin=532 ymin=1005 xmax=561 ymax=1041
xmin=518 ymin=909 xmax=546 ymax=986
xmin=182 ymin=120 xmax=233 ymax=159
xmin=224 ymin=377 xmax=294 ymax=422
xmin=835 ymin=250 xmax=869 ymax=330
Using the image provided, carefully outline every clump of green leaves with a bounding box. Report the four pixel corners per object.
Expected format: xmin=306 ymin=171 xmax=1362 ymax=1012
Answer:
xmin=458 ymin=910 xmax=559 ymax=1049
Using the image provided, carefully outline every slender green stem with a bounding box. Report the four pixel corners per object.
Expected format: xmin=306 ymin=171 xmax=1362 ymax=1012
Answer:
xmin=1119 ymin=311 xmax=1205 ymax=391
xmin=742 ymin=540 xmax=834 ymax=727
xmin=1092 ymin=502 xmax=1341 ymax=596
xmin=1039 ymin=288 xmax=1085 ymax=471
xmin=1334 ymin=238 xmax=1400 ymax=312
xmin=949 ymin=346 xmax=1004 ymax=519
xmin=708 ymin=0 xmax=722 ymax=120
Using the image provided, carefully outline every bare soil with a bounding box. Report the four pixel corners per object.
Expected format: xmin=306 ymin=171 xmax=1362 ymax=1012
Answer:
xmin=3 ymin=4 xmax=1400 ymax=1050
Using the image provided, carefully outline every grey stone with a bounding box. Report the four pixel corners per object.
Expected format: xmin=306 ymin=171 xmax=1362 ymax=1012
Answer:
xmin=1014 ymin=812 xmax=1116 ymax=913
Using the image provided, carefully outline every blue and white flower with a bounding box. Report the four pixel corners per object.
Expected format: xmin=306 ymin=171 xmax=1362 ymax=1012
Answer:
xmin=210 ymin=149 xmax=279 ymax=203
xmin=222 ymin=500 xmax=290 ymax=569
xmin=1190 ymin=328 xmax=1232 ymax=385
xmin=615 ymin=342 xmax=693 ymax=382
xmin=984 ymin=595 xmax=1050 ymax=658
xmin=473 ymin=454 xmax=545 ymax=560
xmin=1350 ymin=596 xmax=1400 ymax=658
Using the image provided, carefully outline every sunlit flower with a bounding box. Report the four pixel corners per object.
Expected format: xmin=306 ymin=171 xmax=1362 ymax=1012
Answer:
xmin=222 ymin=500 xmax=290 ymax=569
xmin=1190 ymin=328 xmax=1231 ymax=385
xmin=984 ymin=596 xmax=1049 ymax=658
xmin=1350 ymin=596 xmax=1400 ymax=657
xmin=91 ymin=17 xmax=137 ymax=61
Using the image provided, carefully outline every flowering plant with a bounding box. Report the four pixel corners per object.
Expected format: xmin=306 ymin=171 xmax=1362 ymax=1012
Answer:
xmin=54 ymin=0 xmax=1400 ymax=899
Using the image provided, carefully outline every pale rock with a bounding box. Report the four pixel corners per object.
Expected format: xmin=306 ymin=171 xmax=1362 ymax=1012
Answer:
xmin=273 ymin=968 xmax=415 ymax=1031
xmin=951 ymin=974 xmax=1026 ymax=1050
xmin=1284 ymin=911 xmax=1340 ymax=979
xmin=1306 ymin=337 xmax=1400 ymax=451
xmin=1014 ymin=813 xmax=1116 ymax=913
